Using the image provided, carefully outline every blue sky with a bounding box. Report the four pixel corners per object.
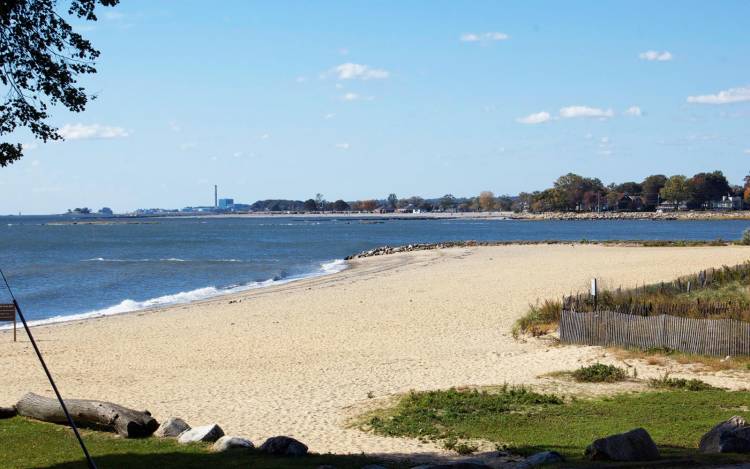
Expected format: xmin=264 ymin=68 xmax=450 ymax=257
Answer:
xmin=2 ymin=0 xmax=749 ymax=214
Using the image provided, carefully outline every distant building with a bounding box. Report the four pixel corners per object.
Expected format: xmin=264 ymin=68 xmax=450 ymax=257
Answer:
xmin=712 ymin=195 xmax=742 ymax=211
xmin=218 ymin=198 xmax=234 ymax=209
xmin=657 ymin=201 xmax=689 ymax=212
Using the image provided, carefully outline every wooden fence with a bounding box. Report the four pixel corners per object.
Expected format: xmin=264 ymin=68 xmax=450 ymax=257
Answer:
xmin=560 ymin=310 xmax=750 ymax=357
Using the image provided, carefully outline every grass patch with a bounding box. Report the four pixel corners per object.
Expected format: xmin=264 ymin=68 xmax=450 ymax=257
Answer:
xmin=613 ymin=347 xmax=750 ymax=372
xmin=363 ymin=387 xmax=750 ymax=465
xmin=0 ymin=417 xmax=395 ymax=469
xmin=648 ymin=372 xmax=716 ymax=391
xmin=571 ymin=363 xmax=628 ymax=383
xmin=515 ymin=260 xmax=750 ymax=340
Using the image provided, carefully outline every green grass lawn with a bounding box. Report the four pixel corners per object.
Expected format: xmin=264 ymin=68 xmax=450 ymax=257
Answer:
xmin=0 ymin=417 xmax=395 ymax=469
xmin=363 ymin=386 xmax=750 ymax=466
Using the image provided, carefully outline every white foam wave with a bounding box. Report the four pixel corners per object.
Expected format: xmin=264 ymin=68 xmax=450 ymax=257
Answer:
xmin=2 ymin=258 xmax=348 ymax=330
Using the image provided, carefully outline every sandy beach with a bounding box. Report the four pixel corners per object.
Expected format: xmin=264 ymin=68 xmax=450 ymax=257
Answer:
xmin=2 ymin=244 xmax=750 ymax=457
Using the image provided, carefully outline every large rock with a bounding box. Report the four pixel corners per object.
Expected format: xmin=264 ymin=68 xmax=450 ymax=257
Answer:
xmin=259 ymin=435 xmax=308 ymax=456
xmin=177 ymin=424 xmax=224 ymax=444
xmin=517 ymin=450 xmax=565 ymax=468
xmin=211 ymin=435 xmax=254 ymax=452
xmin=585 ymin=428 xmax=660 ymax=461
xmin=154 ymin=417 xmax=190 ymax=438
xmin=700 ymin=416 xmax=750 ymax=453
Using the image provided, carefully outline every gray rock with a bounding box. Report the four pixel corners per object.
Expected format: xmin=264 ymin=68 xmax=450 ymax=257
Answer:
xmin=177 ymin=424 xmax=224 ymax=444
xmin=361 ymin=466 xmax=387 ymax=469
xmin=700 ymin=416 xmax=750 ymax=453
xmin=585 ymin=428 xmax=660 ymax=461
xmin=0 ymin=406 xmax=17 ymax=419
xmin=259 ymin=435 xmax=308 ymax=456
xmin=211 ymin=435 xmax=254 ymax=452
xmin=517 ymin=450 xmax=565 ymax=468
xmin=719 ymin=427 xmax=750 ymax=454
xmin=154 ymin=417 xmax=191 ymax=438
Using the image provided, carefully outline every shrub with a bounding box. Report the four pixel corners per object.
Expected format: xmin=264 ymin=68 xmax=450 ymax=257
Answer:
xmin=648 ymin=372 xmax=715 ymax=391
xmin=572 ymin=363 xmax=627 ymax=383
xmin=741 ymin=228 xmax=750 ymax=246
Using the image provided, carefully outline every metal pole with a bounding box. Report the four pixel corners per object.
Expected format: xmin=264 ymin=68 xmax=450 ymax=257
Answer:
xmin=0 ymin=269 xmax=97 ymax=469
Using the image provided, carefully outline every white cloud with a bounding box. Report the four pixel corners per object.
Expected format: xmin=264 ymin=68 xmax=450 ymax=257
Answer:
xmin=168 ymin=121 xmax=181 ymax=132
xmin=624 ymin=106 xmax=642 ymax=116
xmin=745 ymin=149 xmax=750 ymax=155
xmin=639 ymin=50 xmax=673 ymax=61
xmin=179 ymin=142 xmax=197 ymax=151
xmin=516 ymin=111 xmax=551 ymax=124
xmin=341 ymin=93 xmax=374 ymax=102
xmin=600 ymin=137 xmax=610 ymax=144
xmin=335 ymin=143 xmax=350 ymax=150
xmin=233 ymin=151 xmax=243 ymax=158
xmin=559 ymin=106 xmax=614 ymax=119
xmin=460 ymin=32 xmax=510 ymax=43
xmin=31 ymin=160 xmax=40 ymax=167
xmin=259 ymin=133 xmax=270 ymax=140
xmin=332 ymin=63 xmax=389 ymax=80
xmin=687 ymin=86 xmax=750 ymax=104
xmin=295 ymin=76 xmax=307 ymax=83
xmin=58 ymin=124 xmax=129 ymax=140
xmin=324 ymin=113 xmax=336 ymax=119
xmin=22 ymin=142 xmax=38 ymax=151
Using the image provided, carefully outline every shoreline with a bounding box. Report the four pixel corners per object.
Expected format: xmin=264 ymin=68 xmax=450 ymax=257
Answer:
xmin=3 ymin=240 xmax=742 ymax=332
xmin=0 ymin=258 xmax=349 ymax=332
xmin=12 ymin=210 xmax=750 ymax=224
xmin=3 ymin=244 xmax=750 ymax=457
xmin=3 ymin=240 xmax=744 ymax=333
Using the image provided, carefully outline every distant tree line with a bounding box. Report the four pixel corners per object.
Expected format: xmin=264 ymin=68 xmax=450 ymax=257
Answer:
xmin=518 ymin=170 xmax=740 ymax=212
xmin=243 ymin=170 xmax=748 ymax=214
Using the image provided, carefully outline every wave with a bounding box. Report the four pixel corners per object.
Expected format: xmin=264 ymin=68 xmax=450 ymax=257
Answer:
xmin=82 ymin=257 xmax=243 ymax=263
xmin=1 ymin=258 xmax=348 ymax=330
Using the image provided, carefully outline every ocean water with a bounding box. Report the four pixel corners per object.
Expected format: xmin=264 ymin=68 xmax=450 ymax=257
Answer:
xmin=1 ymin=215 xmax=749 ymax=326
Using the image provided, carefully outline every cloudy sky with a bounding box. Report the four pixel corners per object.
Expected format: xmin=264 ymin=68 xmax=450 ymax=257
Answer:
xmin=2 ymin=0 xmax=749 ymax=214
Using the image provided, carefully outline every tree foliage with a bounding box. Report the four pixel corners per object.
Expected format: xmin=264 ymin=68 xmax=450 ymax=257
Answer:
xmin=1 ymin=0 xmax=118 ymax=166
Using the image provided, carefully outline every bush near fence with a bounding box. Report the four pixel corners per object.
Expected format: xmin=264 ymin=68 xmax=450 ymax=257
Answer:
xmin=560 ymin=310 xmax=750 ymax=357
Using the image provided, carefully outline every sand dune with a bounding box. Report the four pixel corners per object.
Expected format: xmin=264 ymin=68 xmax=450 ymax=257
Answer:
xmin=1 ymin=244 xmax=749 ymax=456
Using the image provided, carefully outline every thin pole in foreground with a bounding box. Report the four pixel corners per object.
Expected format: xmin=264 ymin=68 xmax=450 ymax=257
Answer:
xmin=0 ymin=269 xmax=97 ymax=469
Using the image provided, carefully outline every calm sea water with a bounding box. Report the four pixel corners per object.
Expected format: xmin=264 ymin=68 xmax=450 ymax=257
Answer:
xmin=1 ymin=215 xmax=749 ymax=325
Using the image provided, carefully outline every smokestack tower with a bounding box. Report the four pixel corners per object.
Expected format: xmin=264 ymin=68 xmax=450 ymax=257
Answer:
xmin=214 ymin=185 xmax=218 ymax=207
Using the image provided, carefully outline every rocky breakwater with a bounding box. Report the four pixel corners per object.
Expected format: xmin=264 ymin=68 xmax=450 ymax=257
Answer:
xmin=346 ymin=241 xmax=516 ymax=260
xmin=511 ymin=210 xmax=750 ymax=221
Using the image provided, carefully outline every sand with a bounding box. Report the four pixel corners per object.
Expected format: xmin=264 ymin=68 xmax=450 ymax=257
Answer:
xmin=1 ymin=244 xmax=750 ymax=457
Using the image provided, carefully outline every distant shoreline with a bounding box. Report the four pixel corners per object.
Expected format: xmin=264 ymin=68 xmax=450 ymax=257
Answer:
xmin=142 ymin=210 xmax=750 ymax=222
xmin=8 ymin=210 xmax=750 ymax=223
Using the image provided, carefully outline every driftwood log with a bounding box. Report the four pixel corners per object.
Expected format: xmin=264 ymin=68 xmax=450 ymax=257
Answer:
xmin=15 ymin=392 xmax=159 ymax=438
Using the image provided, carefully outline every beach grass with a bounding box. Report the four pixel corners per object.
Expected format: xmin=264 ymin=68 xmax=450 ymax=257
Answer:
xmin=515 ymin=261 xmax=750 ymax=338
xmin=0 ymin=417 xmax=393 ymax=469
xmin=362 ymin=387 xmax=750 ymax=465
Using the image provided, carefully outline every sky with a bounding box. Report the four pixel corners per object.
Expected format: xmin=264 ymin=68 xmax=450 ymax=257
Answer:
xmin=1 ymin=0 xmax=749 ymax=214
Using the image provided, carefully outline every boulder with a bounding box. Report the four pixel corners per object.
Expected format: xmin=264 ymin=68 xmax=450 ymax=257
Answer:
xmin=585 ymin=428 xmax=660 ymax=461
xmin=0 ymin=406 xmax=17 ymax=419
xmin=719 ymin=427 xmax=750 ymax=454
xmin=177 ymin=424 xmax=224 ymax=444
xmin=517 ymin=450 xmax=565 ymax=468
xmin=154 ymin=417 xmax=191 ymax=438
xmin=259 ymin=435 xmax=308 ymax=456
xmin=211 ymin=435 xmax=254 ymax=452
xmin=699 ymin=416 xmax=750 ymax=453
